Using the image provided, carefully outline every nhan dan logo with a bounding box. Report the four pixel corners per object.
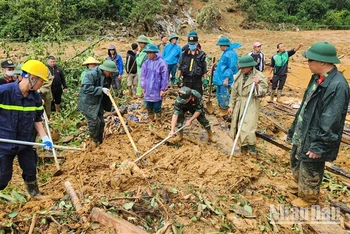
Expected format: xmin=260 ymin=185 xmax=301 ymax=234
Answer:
xmin=269 ymin=205 xmax=341 ymax=224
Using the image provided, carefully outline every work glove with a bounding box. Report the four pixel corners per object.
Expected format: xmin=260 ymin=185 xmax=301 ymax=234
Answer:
xmin=102 ymin=88 xmax=109 ymax=95
xmin=41 ymin=136 xmax=53 ymax=150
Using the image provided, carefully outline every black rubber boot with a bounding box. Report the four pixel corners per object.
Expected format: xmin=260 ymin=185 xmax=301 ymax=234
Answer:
xmin=25 ymin=181 xmax=42 ymax=198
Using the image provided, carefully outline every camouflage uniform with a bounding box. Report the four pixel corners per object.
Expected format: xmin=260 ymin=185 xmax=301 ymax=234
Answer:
xmin=174 ymin=89 xmax=210 ymax=129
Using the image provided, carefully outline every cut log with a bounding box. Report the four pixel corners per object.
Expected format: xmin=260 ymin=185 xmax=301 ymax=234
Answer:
xmin=90 ymin=207 xmax=149 ymax=234
xmin=305 ymin=222 xmax=347 ymax=234
xmin=64 ymin=181 xmax=87 ymax=222
xmin=325 ymin=162 xmax=350 ymax=180
xmin=256 ymin=131 xmax=292 ymax=151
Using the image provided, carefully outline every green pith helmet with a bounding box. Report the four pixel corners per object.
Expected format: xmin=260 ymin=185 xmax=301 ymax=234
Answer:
xmin=143 ymin=44 xmax=160 ymax=53
xmin=99 ymin=60 xmax=118 ymax=73
xmin=137 ymin=35 xmax=149 ymax=44
xmin=169 ymin=33 xmax=179 ymax=41
xmin=302 ymin=42 xmax=340 ymax=64
xmin=177 ymin=86 xmax=192 ymax=104
xmin=238 ymin=55 xmax=258 ymax=68
xmin=14 ymin=63 xmax=24 ymax=74
xmin=216 ymin=36 xmax=231 ymax=46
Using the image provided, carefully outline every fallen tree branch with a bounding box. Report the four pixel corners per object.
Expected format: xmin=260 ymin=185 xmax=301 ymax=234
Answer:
xmin=331 ymin=201 xmax=350 ymax=214
xmin=256 ymin=132 xmax=350 ymax=181
xmin=28 ymin=214 xmax=36 ymax=234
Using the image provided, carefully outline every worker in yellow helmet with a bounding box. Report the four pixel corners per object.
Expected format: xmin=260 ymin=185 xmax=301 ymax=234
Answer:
xmin=0 ymin=60 xmax=53 ymax=198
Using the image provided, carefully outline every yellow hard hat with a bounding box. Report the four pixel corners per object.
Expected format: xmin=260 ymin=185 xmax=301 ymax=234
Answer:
xmin=21 ymin=60 xmax=49 ymax=82
xmin=82 ymin=56 xmax=101 ymax=66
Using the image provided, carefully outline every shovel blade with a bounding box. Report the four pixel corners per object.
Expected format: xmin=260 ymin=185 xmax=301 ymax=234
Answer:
xmin=206 ymin=101 xmax=214 ymax=114
xmin=53 ymin=170 xmax=63 ymax=177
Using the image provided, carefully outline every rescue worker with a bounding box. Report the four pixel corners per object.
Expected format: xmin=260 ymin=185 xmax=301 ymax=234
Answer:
xmin=182 ymin=30 xmax=202 ymax=51
xmin=0 ymin=60 xmax=16 ymax=84
xmin=136 ymin=35 xmax=151 ymax=97
xmin=162 ymin=33 xmax=182 ymax=86
xmin=213 ymin=37 xmax=241 ymax=117
xmin=177 ymin=34 xmax=207 ymax=95
xmin=287 ymin=42 xmax=349 ymax=207
xmin=228 ymin=56 xmax=268 ymax=155
xmin=169 ymin=86 xmax=216 ymax=143
xmin=140 ymin=44 xmax=168 ymax=125
xmin=47 ymin=56 xmax=67 ymax=113
xmin=77 ymin=60 xmax=118 ymax=147
xmin=268 ymin=42 xmax=303 ymax=102
xmin=107 ymin=45 xmax=123 ymax=97
xmin=0 ymin=60 xmax=53 ymax=198
xmin=80 ymin=56 xmax=101 ymax=82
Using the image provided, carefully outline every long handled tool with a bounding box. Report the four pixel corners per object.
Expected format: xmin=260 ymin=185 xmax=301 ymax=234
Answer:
xmin=0 ymin=138 xmax=82 ymax=151
xmin=107 ymin=90 xmax=140 ymax=156
xmin=206 ymin=57 xmax=216 ymax=114
xmin=229 ymin=82 xmax=256 ymax=162
xmin=134 ymin=125 xmax=186 ymax=163
xmin=42 ymin=111 xmax=63 ymax=176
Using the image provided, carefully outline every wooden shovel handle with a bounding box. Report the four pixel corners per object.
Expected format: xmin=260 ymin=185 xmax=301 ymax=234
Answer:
xmin=107 ymin=90 xmax=139 ymax=155
xmin=208 ymin=57 xmax=216 ymax=102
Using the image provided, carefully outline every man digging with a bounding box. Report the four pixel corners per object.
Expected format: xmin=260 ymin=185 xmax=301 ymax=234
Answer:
xmin=169 ymin=86 xmax=216 ymax=143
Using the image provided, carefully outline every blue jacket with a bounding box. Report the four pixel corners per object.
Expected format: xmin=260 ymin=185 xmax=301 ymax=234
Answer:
xmin=213 ymin=43 xmax=241 ymax=86
xmin=107 ymin=45 xmax=123 ymax=75
xmin=0 ymin=82 xmax=43 ymax=151
xmin=107 ymin=54 xmax=123 ymax=75
xmin=162 ymin=43 xmax=182 ymax=65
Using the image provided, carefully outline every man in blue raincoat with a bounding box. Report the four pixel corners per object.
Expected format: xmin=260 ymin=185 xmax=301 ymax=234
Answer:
xmin=213 ymin=37 xmax=241 ymax=117
xmin=162 ymin=33 xmax=182 ymax=86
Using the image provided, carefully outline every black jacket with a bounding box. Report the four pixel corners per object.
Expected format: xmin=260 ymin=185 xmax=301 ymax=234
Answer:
xmin=47 ymin=65 xmax=67 ymax=90
xmin=287 ymin=66 xmax=350 ymax=162
xmin=178 ymin=49 xmax=207 ymax=77
xmin=125 ymin=50 xmax=137 ymax=74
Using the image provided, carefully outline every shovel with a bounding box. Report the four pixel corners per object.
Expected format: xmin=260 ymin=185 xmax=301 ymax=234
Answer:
xmin=229 ymin=82 xmax=256 ymax=162
xmin=107 ymin=90 xmax=140 ymax=157
xmin=206 ymin=57 xmax=216 ymax=114
xmin=134 ymin=125 xmax=186 ymax=163
xmin=42 ymin=110 xmax=63 ymax=176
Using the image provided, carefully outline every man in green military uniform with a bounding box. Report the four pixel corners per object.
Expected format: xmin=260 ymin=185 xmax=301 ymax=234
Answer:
xmin=169 ymin=86 xmax=216 ymax=142
xmin=78 ymin=60 xmax=118 ymax=147
xmin=287 ymin=42 xmax=349 ymax=207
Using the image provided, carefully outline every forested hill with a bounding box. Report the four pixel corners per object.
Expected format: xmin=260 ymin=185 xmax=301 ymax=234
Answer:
xmin=0 ymin=0 xmax=349 ymax=40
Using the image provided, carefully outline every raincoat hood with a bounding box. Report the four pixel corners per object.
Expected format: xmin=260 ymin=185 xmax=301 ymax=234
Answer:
xmin=108 ymin=45 xmax=117 ymax=58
